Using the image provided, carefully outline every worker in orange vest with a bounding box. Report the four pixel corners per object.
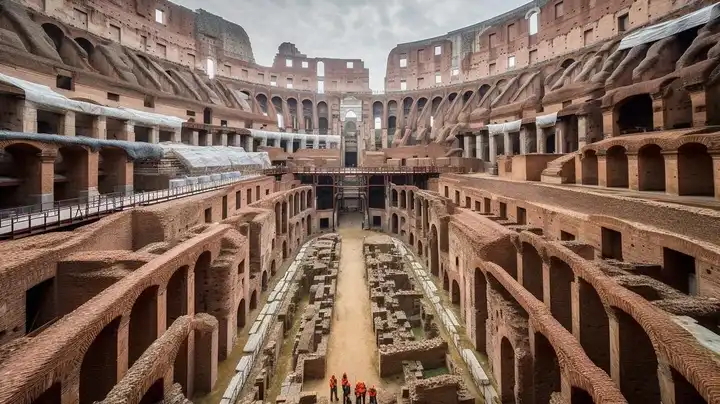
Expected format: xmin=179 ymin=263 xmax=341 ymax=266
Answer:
xmin=342 ymin=373 xmax=351 ymax=402
xmin=368 ymin=385 xmax=377 ymax=404
xmin=358 ymin=381 xmax=367 ymax=404
xmin=329 ymin=374 xmax=339 ymax=401
xmin=354 ymin=381 xmax=362 ymax=404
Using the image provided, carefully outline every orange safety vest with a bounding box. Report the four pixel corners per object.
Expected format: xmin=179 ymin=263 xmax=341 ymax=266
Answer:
xmin=369 ymin=387 xmax=377 ymax=397
xmin=359 ymin=382 xmax=367 ymax=394
xmin=330 ymin=377 xmax=337 ymax=388
xmin=342 ymin=377 xmax=349 ymax=386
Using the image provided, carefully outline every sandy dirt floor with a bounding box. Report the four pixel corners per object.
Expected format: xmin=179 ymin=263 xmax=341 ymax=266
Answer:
xmin=304 ymin=213 xmax=401 ymax=399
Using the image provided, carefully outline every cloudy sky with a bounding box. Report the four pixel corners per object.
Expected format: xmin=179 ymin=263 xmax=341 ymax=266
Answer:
xmin=172 ymin=0 xmax=528 ymax=90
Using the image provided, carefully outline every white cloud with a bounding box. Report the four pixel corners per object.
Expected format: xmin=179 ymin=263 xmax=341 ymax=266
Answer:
xmin=172 ymin=0 xmax=528 ymax=90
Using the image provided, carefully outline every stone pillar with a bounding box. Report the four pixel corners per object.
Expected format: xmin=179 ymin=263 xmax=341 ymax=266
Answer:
xmin=203 ymin=133 xmax=213 ymax=147
xmin=463 ymin=135 xmax=472 ymax=158
xmin=627 ymin=152 xmax=639 ymax=191
xmin=122 ymin=121 xmax=135 ymax=142
xmin=537 ymin=128 xmax=548 ymax=153
xmin=59 ymin=111 xmax=75 ymax=136
xmin=476 ymin=134 xmax=485 ymax=160
xmin=597 ymin=154 xmax=608 ymax=187
xmin=503 ymin=132 xmax=512 ymax=156
xmin=714 ymin=154 xmax=720 ymax=200
xmin=230 ymin=133 xmax=241 ymax=147
xmin=299 ymin=137 xmax=307 ymax=149
xmin=15 ymin=100 xmax=37 ymax=133
xmin=171 ymin=129 xmax=181 ymax=143
xmin=261 ymin=137 xmax=268 ymax=147
xmin=81 ymin=151 xmax=100 ymax=199
xmin=313 ymin=137 xmax=320 ymax=149
xmin=34 ymin=151 xmax=56 ymax=208
xmin=556 ymin=119 xmax=568 ymax=154
xmin=285 ymin=138 xmax=293 ymax=153
xmin=194 ymin=316 xmax=219 ymax=394
xmin=489 ymin=134 xmax=498 ymax=165
xmin=191 ymin=131 xmax=199 ymax=146
xmin=92 ymin=116 xmax=107 ymax=140
xmin=602 ymin=108 xmax=617 ymax=139
xmin=651 ymin=93 xmax=665 ymax=131
xmin=244 ymin=135 xmax=253 ymax=152
xmin=687 ymin=84 xmax=707 ymax=127
xmin=519 ymin=127 xmax=529 ymax=155
xmin=220 ymin=132 xmax=228 ymax=147
xmin=577 ymin=115 xmax=588 ymax=149
xmin=149 ymin=126 xmax=160 ymax=144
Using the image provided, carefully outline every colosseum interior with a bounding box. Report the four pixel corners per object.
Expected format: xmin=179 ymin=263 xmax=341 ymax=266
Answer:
xmin=0 ymin=0 xmax=719 ymax=403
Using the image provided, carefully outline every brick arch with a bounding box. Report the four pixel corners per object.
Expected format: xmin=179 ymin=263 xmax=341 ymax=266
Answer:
xmin=0 ymin=140 xmax=58 ymax=155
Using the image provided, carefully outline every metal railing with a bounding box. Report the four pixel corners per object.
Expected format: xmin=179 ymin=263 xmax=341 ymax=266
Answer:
xmin=262 ymin=166 xmax=467 ymax=175
xmin=0 ymin=175 xmax=260 ymax=239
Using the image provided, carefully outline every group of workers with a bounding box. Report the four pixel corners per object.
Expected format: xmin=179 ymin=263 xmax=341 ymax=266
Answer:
xmin=329 ymin=374 xmax=378 ymax=404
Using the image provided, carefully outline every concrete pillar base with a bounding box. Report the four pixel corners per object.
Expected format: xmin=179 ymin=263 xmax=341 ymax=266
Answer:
xmin=31 ymin=193 xmax=54 ymax=208
xmin=79 ymin=187 xmax=99 ymax=200
xmin=118 ymin=185 xmax=134 ymax=195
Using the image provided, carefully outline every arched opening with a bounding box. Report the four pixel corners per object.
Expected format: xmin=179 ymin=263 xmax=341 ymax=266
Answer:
xmin=206 ymin=58 xmax=215 ymax=79
xmin=194 ymin=251 xmax=211 ymax=314
xmin=256 ymin=94 xmax=269 ymax=115
xmin=638 ymin=144 xmax=665 ymax=191
xmin=42 ymin=23 xmax=64 ymax=51
xmin=527 ymin=11 xmax=539 ymax=35
xmin=418 ymin=241 xmax=423 ymax=257
xmin=282 ymin=241 xmax=288 ymax=259
xmin=549 ymin=257 xmax=573 ymax=331
xmin=140 ymin=379 xmax=164 ymax=404
xmin=663 ymin=79 xmax=693 ymax=129
xmin=318 ymin=102 xmax=329 ymax=134
xmin=391 ymin=189 xmax=398 ymax=206
xmin=74 ymin=37 xmax=94 ymax=56
xmin=500 ymin=337 xmax=516 ymax=404
xmin=443 ymin=271 xmax=450 ymax=291
xmin=0 ymin=143 xmax=44 ymax=208
xmin=616 ymin=94 xmax=653 ymax=134
xmin=203 ymin=107 xmax=213 ymax=125
xmin=400 ymin=190 xmax=407 ymax=209
xmin=302 ymin=100 xmax=313 ymax=131
xmin=533 ymin=333 xmax=561 ymax=403
xmin=173 ymin=336 xmax=189 ymax=395
xmin=671 ymin=367 xmax=706 ymax=404
xmin=282 ymin=201 xmax=288 ymax=233
xmin=678 ymin=143 xmax=714 ymax=196
xmin=410 ymin=233 xmax=415 ymax=246
xmin=261 ymin=270 xmax=268 ymax=291
xmin=430 ymin=225 xmax=439 ymax=276
xmin=271 ymin=260 xmax=277 ymax=276
xmin=317 ymin=61 xmax=325 ymax=77
xmin=54 ymin=146 xmax=88 ymax=201
xmin=307 ymin=216 xmax=312 ymax=235
xmin=129 ymin=286 xmax=159 ymax=367
xmin=249 ymin=290 xmax=258 ymax=310
xmin=451 ymin=279 xmax=460 ymax=305
xmin=614 ymin=308 xmax=660 ymax=403
xmin=474 ymin=268 xmax=488 ymax=352
xmin=571 ymin=387 xmax=594 ymax=404
xmin=31 ymin=383 xmax=61 ymax=404
xmin=545 ymin=132 xmax=556 ymax=154
xmin=606 ymin=146 xmax=629 ymax=188
xmin=237 ymin=298 xmax=246 ymax=328
xmin=581 ymin=150 xmax=599 ymax=185
xmin=79 ymin=317 xmax=121 ymax=404
xmin=578 ymin=278 xmax=610 ymax=373
xmin=98 ymin=148 xmax=130 ymax=195
xmin=166 ymin=266 xmax=188 ymax=327
xmin=391 ymin=213 xmax=399 ymax=234
xmin=521 ymin=243 xmax=543 ymax=300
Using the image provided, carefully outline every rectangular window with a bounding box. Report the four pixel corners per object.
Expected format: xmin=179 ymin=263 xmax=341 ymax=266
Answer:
xmin=400 ymin=56 xmax=407 ymax=67
xmin=156 ymin=43 xmax=166 ymax=58
xmin=507 ymin=23 xmax=516 ymax=41
xmin=56 ymin=75 xmax=72 ymax=90
xmin=529 ymin=50 xmax=538 ymax=64
xmin=452 ymin=68 xmax=459 ymax=76
xmin=508 ymin=56 xmax=516 ymax=68
xmin=74 ymin=8 xmax=88 ymax=29
xmin=555 ymin=2 xmax=564 ymax=18
xmin=418 ymin=49 xmax=425 ymax=60
xmin=617 ymin=14 xmax=629 ymax=32
xmin=110 ymin=24 xmax=121 ymax=42
xmin=489 ymin=63 xmax=497 ymax=75
xmin=435 ymin=72 xmax=442 ymax=84
xmin=584 ymin=29 xmax=593 ymax=46
xmin=601 ymin=227 xmax=623 ymax=260
xmin=270 ymin=76 xmax=277 ymax=86
xmin=346 ymin=61 xmax=354 ymax=68
xmin=140 ymin=35 xmax=148 ymax=51
xmin=417 ymin=77 xmax=424 ymax=88
xmin=302 ymin=61 xmax=309 ymax=68
xmin=302 ymin=79 xmax=309 ymax=87
xmin=258 ymin=73 xmax=265 ymax=81
xmin=107 ymin=92 xmax=120 ymax=101
xmin=287 ymin=78 xmax=293 ymax=89
xmin=224 ymin=64 xmax=232 ymax=76
xmin=255 ymin=185 xmax=260 ymax=200
xmin=155 ymin=9 xmax=164 ymax=24
xmin=246 ymin=188 xmax=252 ymax=204
xmin=241 ymin=69 xmax=248 ymax=78
xmin=434 ymin=45 xmax=442 ymax=55
xmin=499 ymin=202 xmax=507 ymax=219
xmin=204 ymin=208 xmax=212 ymax=223
xmin=285 ymin=58 xmax=293 ymax=67
xmin=400 ymin=80 xmax=407 ymax=91
xmin=560 ymin=231 xmax=576 ymax=241
xmin=489 ymin=33 xmax=497 ymax=48
xmin=516 ymin=207 xmax=527 ymax=225
xmin=187 ymin=53 xmax=195 ymax=67
xmin=317 ymin=80 xmax=324 ymax=93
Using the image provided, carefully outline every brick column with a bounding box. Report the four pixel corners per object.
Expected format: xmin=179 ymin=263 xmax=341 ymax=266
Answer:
xmin=244 ymin=135 xmax=253 ymax=151
xmin=203 ymin=132 xmax=213 ymax=147
xmin=220 ymin=132 xmax=228 ymax=146
xmin=602 ymin=108 xmax=617 ymax=139
xmin=15 ymin=100 xmax=37 ymax=133
xmin=503 ymin=132 xmax=512 ymax=156
xmin=34 ymin=150 xmax=56 ymax=207
xmin=313 ymin=137 xmax=319 ymax=149
xmin=60 ymin=111 xmax=75 ymax=136
xmin=171 ymin=129 xmax=181 ymax=143
xmin=663 ymin=151 xmax=679 ymax=195
xmin=627 ymin=152 xmax=639 ymax=191
xmin=597 ymin=153 xmax=608 ymax=187
xmin=191 ymin=131 xmax=199 ymax=146
xmin=687 ymin=84 xmax=707 ymax=127
xmin=519 ymin=127 xmax=529 ymax=155
xmin=149 ymin=126 xmax=160 ymax=144
xmin=85 ymin=151 xmax=99 ymax=199
xmin=537 ymin=128 xmax=548 ymax=153
xmin=651 ymin=92 xmax=665 ymax=131
xmin=489 ymin=134 xmax=498 ymax=165
xmin=463 ymin=135 xmax=472 ymax=158
xmin=475 ymin=134 xmax=485 ymax=160
xmin=577 ymin=115 xmax=588 ymax=149
xmin=714 ymin=154 xmax=720 ymax=200
xmin=194 ymin=316 xmax=219 ymax=394
xmin=93 ymin=116 xmax=107 ymax=139
xmin=285 ymin=138 xmax=293 ymax=153
xmin=122 ymin=121 xmax=135 ymax=142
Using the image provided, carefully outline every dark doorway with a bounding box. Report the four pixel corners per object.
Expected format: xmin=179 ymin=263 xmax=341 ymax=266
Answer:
xmin=26 ymin=277 xmax=56 ymax=334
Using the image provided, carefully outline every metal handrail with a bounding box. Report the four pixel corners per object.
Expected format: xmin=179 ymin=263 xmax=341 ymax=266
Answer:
xmin=262 ymin=166 xmax=467 ymax=175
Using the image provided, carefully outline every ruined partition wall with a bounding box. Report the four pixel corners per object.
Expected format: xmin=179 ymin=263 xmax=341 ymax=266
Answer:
xmin=0 ymin=176 xmax=322 ymax=404
xmin=383 ymin=181 xmax=720 ymax=404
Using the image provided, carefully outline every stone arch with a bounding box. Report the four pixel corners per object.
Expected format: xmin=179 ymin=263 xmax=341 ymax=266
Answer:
xmin=400 ymin=189 xmax=407 ymax=209
xmin=410 ymin=232 xmax=415 ymax=246
xmin=275 ymin=202 xmax=281 ymax=234
xmin=613 ymin=307 xmax=660 ymax=403
xmin=391 ymin=188 xmax=398 ymax=206
xmin=249 ymin=290 xmax=258 ymax=310
xmin=533 ymin=332 xmax=561 ymax=403
xmin=638 ymin=144 xmax=666 ymax=191
xmin=571 ymin=387 xmax=594 ymax=404
xmin=431 ymin=96 xmax=443 ymax=115
xmin=237 ymin=298 xmax=246 ymax=328
xmin=606 ymin=145 xmax=629 ymax=188
xmin=261 ymin=270 xmax=268 ymax=291
xmin=671 ymin=366 xmax=706 ymax=403
xmin=443 ymin=270 xmax=450 ymax=291
xmin=581 ymin=149 xmax=599 ymax=185
xmin=0 ymin=142 xmax=47 ymax=208
xmin=306 ymin=215 xmax=312 ymax=235
xmin=129 ymin=285 xmax=159 ymax=367
xmin=474 ymin=268 xmax=488 ymax=352
xmin=560 ymin=58 xmax=576 ymax=69
xmin=525 ymin=8 xmax=540 ymax=35
xmin=616 ymin=94 xmax=653 ymax=134
xmin=282 ymin=240 xmax=287 ymax=259
xmin=79 ymin=316 xmax=121 ymax=404
xmin=140 ymin=379 xmax=164 ymax=404
xmin=462 ymin=90 xmax=474 ymax=103
xmin=451 ymin=279 xmax=460 ymax=305
xmin=418 ymin=241 xmax=423 ymax=257
xmin=677 ymin=142 xmax=714 ymax=196
xmin=302 ymin=99 xmax=313 ymax=130
xmin=402 ymin=96 xmax=414 ymax=116
xmin=194 ymin=251 xmax=211 ymax=314
xmin=54 ymin=145 xmax=89 ymax=201
xmin=549 ymin=257 xmax=573 ymax=331
xmin=318 ymin=101 xmax=329 ymax=134
xmin=417 ymin=97 xmax=428 ymax=114
xmin=306 ymin=189 xmax=313 ymax=209
xmin=74 ymin=37 xmax=94 ymax=56
xmin=391 ymin=213 xmax=399 ymax=234
xmin=500 ymin=337 xmax=517 ymax=404
xmin=430 ymin=225 xmax=439 ymax=276
xmin=42 ymin=23 xmax=65 ymax=51
xmin=98 ymin=147 xmax=130 ymax=195
xmin=256 ymin=93 xmax=268 ymax=114
xmin=166 ymin=265 xmax=188 ymax=328
xmin=287 ymin=97 xmax=299 ymax=129
xmin=520 ymin=242 xmax=543 ymax=300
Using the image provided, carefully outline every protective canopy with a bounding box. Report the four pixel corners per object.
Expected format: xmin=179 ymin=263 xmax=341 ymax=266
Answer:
xmin=487 ymin=119 xmax=522 ymax=135
xmin=248 ymin=128 xmax=341 ymax=144
xmin=0 ymin=72 xmax=185 ymax=128
xmin=619 ymin=3 xmax=720 ymax=50
xmin=535 ymin=112 xmax=558 ymax=129
xmin=159 ymin=144 xmax=271 ymax=173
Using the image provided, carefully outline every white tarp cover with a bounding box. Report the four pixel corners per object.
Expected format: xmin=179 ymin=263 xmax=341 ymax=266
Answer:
xmin=248 ymin=128 xmax=341 ymax=144
xmin=487 ymin=119 xmax=522 ymax=135
xmin=159 ymin=144 xmax=271 ymax=172
xmin=0 ymin=73 xmax=186 ymax=129
xmin=619 ymin=3 xmax=720 ymax=50
xmin=535 ymin=112 xmax=558 ymax=129
xmin=229 ymin=89 xmax=253 ymax=112
xmin=0 ymin=131 xmax=164 ymax=160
